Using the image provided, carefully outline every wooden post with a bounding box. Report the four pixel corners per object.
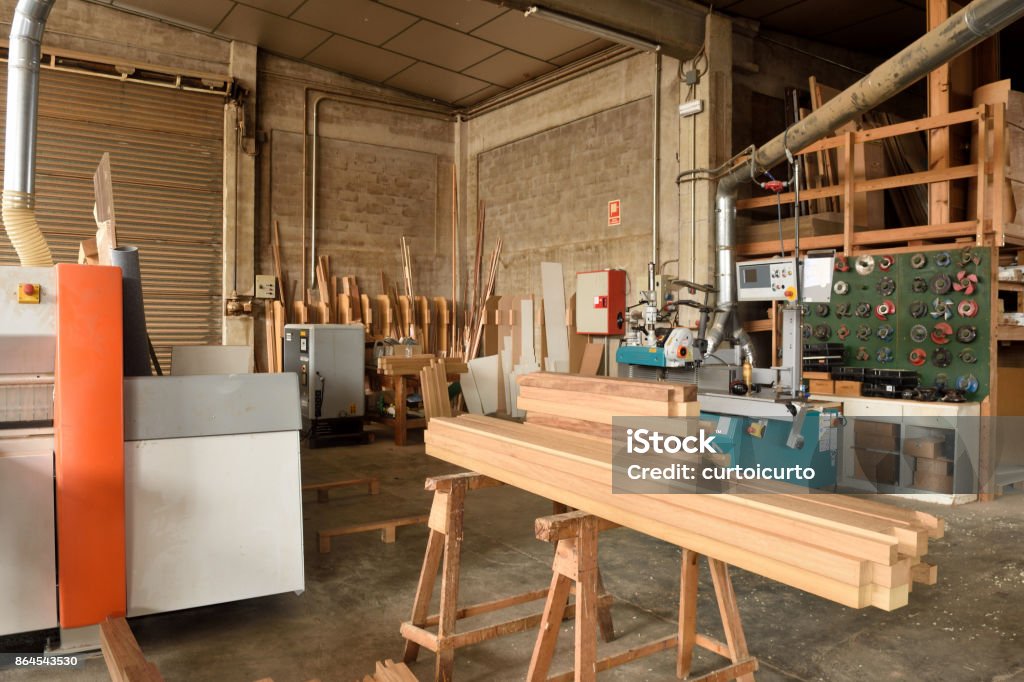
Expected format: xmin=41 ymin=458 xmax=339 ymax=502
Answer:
xmin=842 ymin=130 xmax=855 ymax=256
xmin=927 ymin=0 xmax=951 ymax=226
xmin=677 ymin=548 xmax=699 ymax=678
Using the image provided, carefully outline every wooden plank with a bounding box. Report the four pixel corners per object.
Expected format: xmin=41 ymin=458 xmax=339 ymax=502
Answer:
xmin=317 ymin=514 xmax=428 ymax=552
xmin=100 ymin=617 xmax=163 ymax=682
xmin=578 ymin=344 xmax=604 ymax=376
xmin=424 ymin=416 xmax=938 ymax=609
xmin=843 ymin=130 xmax=855 ymax=255
xmin=928 ymin=0 xmax=951 ymax=225
xmin=425 ymin=434 xmax=881 ymax=610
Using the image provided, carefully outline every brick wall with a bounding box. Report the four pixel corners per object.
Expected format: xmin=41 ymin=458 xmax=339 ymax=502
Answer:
xmin=476 ymin=98 xmax=654 ymax=297
xmin=257 ymin=54 xmax=454 ymax=301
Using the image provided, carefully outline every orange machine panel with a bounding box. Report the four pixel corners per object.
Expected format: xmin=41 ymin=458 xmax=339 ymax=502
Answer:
xmin=54 ymin=264 xmax=126 ymax=627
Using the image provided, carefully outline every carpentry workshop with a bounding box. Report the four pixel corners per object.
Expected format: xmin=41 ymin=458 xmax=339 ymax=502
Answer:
xmin=1 ymin=0 xmax=1023 ymax=680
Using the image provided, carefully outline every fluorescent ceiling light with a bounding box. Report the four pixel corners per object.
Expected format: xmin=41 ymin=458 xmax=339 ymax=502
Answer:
xmin=524 ymin=6 xmax=661 ymax=53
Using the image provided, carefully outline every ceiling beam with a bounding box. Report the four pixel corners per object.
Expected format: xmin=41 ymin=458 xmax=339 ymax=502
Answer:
xmin=488 ymin=0 xmax=708 ymax=61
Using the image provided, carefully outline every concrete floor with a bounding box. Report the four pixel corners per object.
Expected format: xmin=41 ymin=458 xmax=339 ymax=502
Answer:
xmin=2 ymin=426 xmax=1022 ymax=682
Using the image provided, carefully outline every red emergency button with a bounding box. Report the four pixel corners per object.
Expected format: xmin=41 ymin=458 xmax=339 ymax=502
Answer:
xmin=18 ymin=283 xmax=41 ymax=304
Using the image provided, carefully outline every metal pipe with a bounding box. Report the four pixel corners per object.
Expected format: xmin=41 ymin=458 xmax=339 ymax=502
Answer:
xmin=706 ymin=0 xmax=1024 ymax=362
xmin=3 ymin=0 xmax=55 ymax=266
xmin=652 ymin=52 xmax=661 ymax=268
xmin=311 ymin=95 xmax=321 ymax=286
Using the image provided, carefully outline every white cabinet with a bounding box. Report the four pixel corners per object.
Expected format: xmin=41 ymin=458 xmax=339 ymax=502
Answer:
xmin=811 ymin=395 xmax=980 ymax=501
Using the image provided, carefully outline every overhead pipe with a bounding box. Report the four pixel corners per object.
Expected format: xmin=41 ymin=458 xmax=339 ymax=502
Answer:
xmin=3 ymin=0 xmax=55 ymax=266
xmin=705 ymin=0 xmax=1024 ymax=363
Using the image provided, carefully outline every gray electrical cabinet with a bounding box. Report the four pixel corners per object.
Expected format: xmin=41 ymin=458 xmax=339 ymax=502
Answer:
xmin=283 ymin=324 xmax=367 ymax=446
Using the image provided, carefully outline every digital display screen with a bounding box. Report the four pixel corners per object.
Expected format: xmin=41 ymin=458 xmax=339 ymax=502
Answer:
xmin=742 ymin=267 xmax=760 ymax=284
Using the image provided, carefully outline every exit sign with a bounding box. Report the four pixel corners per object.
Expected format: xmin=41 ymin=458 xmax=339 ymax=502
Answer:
xmin=608 ymin=199 xmax=621 ymax=226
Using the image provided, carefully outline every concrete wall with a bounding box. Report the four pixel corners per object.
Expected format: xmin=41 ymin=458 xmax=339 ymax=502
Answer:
xmin=257 ymin=54 xmax=455 ymax=304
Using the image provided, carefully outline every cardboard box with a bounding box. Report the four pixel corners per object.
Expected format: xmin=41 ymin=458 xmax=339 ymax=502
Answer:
xmin=808 ymin=379 xmax=835 ymax=394
xmin=903 ymin=435 xmax=945 ymax=459
xmin=915 ymin=456 xmax=953 ymax=477
xmin=834 ymin=380 xmax=862 ymax=397
xmin=913 ymin=469 xmax=954 ymax=494
xmin=853 ymin=448 xmax=898 ymax=485
xmin=854 ymin=420 xmax=900 ymax=439
xmin=855 ymin=432 xmax=899 ymax=452
xmin=803 ymin=371 xmax=831 ymax=380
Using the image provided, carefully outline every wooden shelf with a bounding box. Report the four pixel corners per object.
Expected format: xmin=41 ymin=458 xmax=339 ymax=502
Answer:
xmin=998 ymin=281 xmax=1024 ymax=292
xmin=996 ymin=325 xmax=1024 ymax=341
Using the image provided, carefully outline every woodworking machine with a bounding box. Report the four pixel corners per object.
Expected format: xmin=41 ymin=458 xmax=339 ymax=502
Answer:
xmin=0 ymin=264 xmax=305 ymax=646
xmin=616 ymin=255 xmax=841 ymax=488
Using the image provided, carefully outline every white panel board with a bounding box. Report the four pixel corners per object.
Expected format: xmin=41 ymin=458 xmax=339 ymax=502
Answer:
xmin=125 ymin=431 xmax=304 ymax=615
xmin=0 ymin=445 xmax=58 ymax=636
xmin=540 ymin=262 xmax=570 ymax=371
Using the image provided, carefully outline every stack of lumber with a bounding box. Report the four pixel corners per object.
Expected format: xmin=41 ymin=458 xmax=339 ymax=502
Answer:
xmin=378 ymin=354 xmax=467 ymax=377
xmin=425 ymin=414 xmax=942 ymax=611
xmin=419 ymin=358 xmax=453 ymax=421
xmin=517 ymin=373 xmax=699 ymax=437
xmin=356 ymin=659 xmax=417 ymax=682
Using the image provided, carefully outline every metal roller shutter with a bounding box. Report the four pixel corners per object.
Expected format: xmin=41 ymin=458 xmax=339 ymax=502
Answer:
xmin=0 ymin=68 xmax=225 ymax=372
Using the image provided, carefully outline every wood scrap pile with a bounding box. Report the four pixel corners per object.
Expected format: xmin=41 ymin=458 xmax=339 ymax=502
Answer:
xmin=425 ymin=414 xmax=942 ymax=612
xmin=517 ymin=373 xmax=699 ymax=437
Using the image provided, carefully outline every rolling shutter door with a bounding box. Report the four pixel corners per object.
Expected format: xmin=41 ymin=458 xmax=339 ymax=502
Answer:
xmin=0 ymin=69 xmax=225 ymax=371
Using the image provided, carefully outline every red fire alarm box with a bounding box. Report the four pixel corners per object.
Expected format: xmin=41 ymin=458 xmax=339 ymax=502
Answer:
xmin=575 ymin=269 xmax=627 ymax=335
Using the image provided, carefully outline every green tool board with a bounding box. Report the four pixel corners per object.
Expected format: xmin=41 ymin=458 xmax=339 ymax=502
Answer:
xmin=803 ymin=246 xmax=990 ymax=399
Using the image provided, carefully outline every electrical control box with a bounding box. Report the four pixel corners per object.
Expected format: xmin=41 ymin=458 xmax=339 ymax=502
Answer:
xmin=736 ymin=254 xmax=834 ymax=303
xmin=736 ymin=257 xmax=799 ymax=302
xmin=254 ymin=275 xmax=276 ymax=299
xmin=283 ymin=324 xmax=365 ymax=426
xmin=575 ymin=269 xmax=627 ymax=335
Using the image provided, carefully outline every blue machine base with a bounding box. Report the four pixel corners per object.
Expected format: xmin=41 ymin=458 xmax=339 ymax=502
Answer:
xmin=699 ymin=408 xmax=838 ymax=489
xmin=616 ymin=345 xmax=667 ymax=367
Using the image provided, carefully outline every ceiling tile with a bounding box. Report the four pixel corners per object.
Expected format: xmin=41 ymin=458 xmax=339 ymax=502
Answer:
xmin=384 ymin=21 xmax=502 ymax=72
xmin=463 ymin=50 xmax=555 ymax=88
xmin=305 ymin=35 xmax=415 ymax=82
xmin=385 ymin=62 xmax=490 ymax=103
xmin=549 ymin=38 xmax=614 ymax=66
xmin=114 ymin=0 xmax=233 ymax=31
xmin=293 ymin=0 xmax=417 ymax=45
xmin=723 ymin=0 xmax=805 ymax=20
xmin=378 ymin=0 xmax=506 ymax=32
xmin=215 ymin=5 xmax=331 ymax=58
xmin=763 ymin=0 xmax=898 ymax=36
xmin=454 ymin=83 xmax=505 ymax=106
xmin=470 ymin=9 xmax=596 ymax=61
xmin=234 ymin=0 xmax=306 ymax=16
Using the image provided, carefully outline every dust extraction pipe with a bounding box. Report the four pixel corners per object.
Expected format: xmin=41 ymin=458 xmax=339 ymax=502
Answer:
xmin=705 ymin=0 xmax=1024 ymax=363
xmin=3 ymin=0 xmax=55 ymax=266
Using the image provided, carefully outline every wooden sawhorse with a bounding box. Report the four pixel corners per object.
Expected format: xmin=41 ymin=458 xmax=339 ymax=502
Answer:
xmin=528 ymin=511 xmax=758 ymax=682
xmin=400 ymin=473 xmax=615 ymax=681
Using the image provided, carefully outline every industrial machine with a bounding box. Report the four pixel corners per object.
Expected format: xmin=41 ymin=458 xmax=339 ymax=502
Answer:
xmin=0 ymin=264 xmax=306 ymax=647
xmin=283 ymin=323 xmax=368 ymax=447
xmin=615 ymin=248 xmax=841 ymax=487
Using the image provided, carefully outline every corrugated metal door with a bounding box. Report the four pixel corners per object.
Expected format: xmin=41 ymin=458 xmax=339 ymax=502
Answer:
xmin=0 ymin=69 xmax=225 ymax=372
